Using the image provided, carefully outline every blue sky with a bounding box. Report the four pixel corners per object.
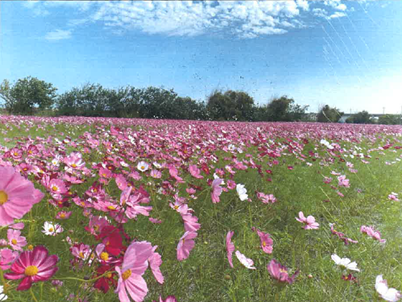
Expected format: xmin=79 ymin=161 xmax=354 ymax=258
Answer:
xmin=1 ymin=0 xmax=402 ymax=114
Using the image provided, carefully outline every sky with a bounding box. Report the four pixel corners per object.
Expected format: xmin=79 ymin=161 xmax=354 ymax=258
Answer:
xmin=1 ymin=0 xmax=402 ymax=114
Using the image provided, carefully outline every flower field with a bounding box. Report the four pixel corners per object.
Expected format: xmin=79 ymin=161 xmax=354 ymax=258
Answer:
xmin=0 ymin=115 xmax=401 ymax=302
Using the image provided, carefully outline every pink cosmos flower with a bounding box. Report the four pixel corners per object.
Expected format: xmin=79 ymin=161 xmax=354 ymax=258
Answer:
xmin=256 ymin=192 xmax=276 ymax=204
xmin=115 ymin=241 xmax=153 ymax=302
xmin=253 ymin=228 xmax=273 ymax=254
xmin=150 ymin=169 xmax=162 ymax=179
xmin=4 ymin=245 xmax=59 ymax=291
xmin=235 ymin=251 xmax=256 ymax=269
xmin=226 ymin=231 xmax=235 ymax=268
xmin=0 ymin=166 xmax=44 ymax=226
xmin=388 ymin=193 xmax=399 ymax=201
xmin=329 ymin=223 xmax=358 ymax=245
xmin=177 ymin=231 xmax=197 ymax=261
xmin=360 ymin=225 xmax=386 ymax=243
xmin=56 ymin=211 xmax=72 ymax=220
xmin=48 ymin=179 xmax=68 ymax=195
xmin=295 ymin=211 xmax=319 ymax=229
xmin=181 ymin=213 xmax=201 ymax=232
xmin=189 ymin=165 xmax=203 ymax=179
xmin=337 ymin=175 xmax=350 ymax=188
xmin=7 ymin=229 xmax=27 ymax=251
xmin=64 ymin=152 xmax=85 ymax=170
xmin=0 ymin=248 xmax=19 ymax=270
xmin=267 ymin=259 xmax=299 ymax=284
xmin=149 ymin=246 xmax=164 ymax=284
xmin=149 ymin=217 xmax=162 ymax=224
xmin=211 ymin=178 xmax=223 ymax=204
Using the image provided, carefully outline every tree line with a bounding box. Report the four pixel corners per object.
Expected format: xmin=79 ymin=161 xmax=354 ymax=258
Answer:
xmin=0 ymin=76 xmax=401 ymax=124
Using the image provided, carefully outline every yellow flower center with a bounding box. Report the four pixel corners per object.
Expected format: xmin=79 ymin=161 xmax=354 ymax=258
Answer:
xmin=141 ymin=166 xmax=145 ymax=170
xmin=174 ymin=205 xmax=179 ymax=210
xmin=52 ymin=186 xmax=58 ymax=192
xmin=106 ymin=272 xmax=113 ymax=278
xmin=28 ymin=245 xmax=34 ymax=251
xmin=107 ymin=206 xmax=116 ymax=210
xmin=79 ymin=252 xmax=85 ymax=259
xmin=13 ymin=152 xmax=19 ymax=156
xmin=100 ymin=252 xmax=109 ymax=261
xmin=49 ymin=227 xmax=54 ymax=232
xmin=60 ymin=213 xmax=66 ymax=218
xmin=25 ymin=265 xmax=39 ymax=276
xmin=0 ymin=191 xmax=8 ymax=205
xmin=11 ymin=239 xmax=17 ymax=245
xmin=71 ymin=164 xmax=77 ymax=168
xmin=262 ymin=241 xmax=266 ymax=247
xmin=122 ymin=269 xmax=132 ymax=281
xmin=279 ymin=268 xmax=287 ymax=273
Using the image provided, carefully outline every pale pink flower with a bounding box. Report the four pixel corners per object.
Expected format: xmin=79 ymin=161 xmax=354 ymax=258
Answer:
xmin=0 ymin=248 xmax=19 ymax=270
xmin=375 ymin=275 xmax=401 ymax=302
xmin=253 ymin=228 xmax=273 ymax=254
xmin=235 ymin=250 xmax=255 ymax=270
xmin=211 ymin=178 xmax=223 ymax=204
xmin=0 ymin=166 xmax=44 ymax=226
xmin=149 ymin=246 xmax=164 ymax=284
xmin=360 ymin=225 xmax=386 ymax=243
xmin=226 ymin=231 xmax=235 ymax=268
xmin=177 ymin=231 xmax=197 ymax=261
xmin=295 ymin=212 xmax=319 ymax=230
xmin=7 ymin=229 xmax=27 ymax=251
xmin=115 ymin=241 xmax=153 ymax=302
xmin=189 ymin=165 xmax=203 ymax=179
xmin=337 ymin=175 xmax=350 ymax=188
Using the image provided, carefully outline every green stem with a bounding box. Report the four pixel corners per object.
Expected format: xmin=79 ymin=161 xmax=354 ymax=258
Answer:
xmin=30 ymin=287 xmax=39 ymax=302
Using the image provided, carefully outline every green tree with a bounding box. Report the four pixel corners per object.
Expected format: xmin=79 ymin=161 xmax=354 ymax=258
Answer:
xmin=266 ymin=95 xmax=308 ymax=122
xmin=346 ymin=111 xmax=374 ymax=124
xmin=0 ymin=77 xmax=57 ymax=115
xmin=377 ymin=114 xmax=401 ymax=125
xmin=206 ymin=90 xmax=255 ymax=121
xmin=317 ymin=105 xmax=344 ymax=123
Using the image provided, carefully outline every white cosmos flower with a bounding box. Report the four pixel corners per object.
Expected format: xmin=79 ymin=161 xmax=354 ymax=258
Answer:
xmin=236 ymin=184 xmax=248 ymax=201
xmin=0 ymin=285 xmax=8 ymax=301
xmin=331 ymin=254 xmax=360 ymax=272
xmin=137 ymin=161 xmax=149 ymax=172
xmin=42 ymin=221 xmax=64 ymax=236
xmin=375 ymin=275 xmax=401 ymax=302
xmin=235 ymin=250 xmax=256 ymax=270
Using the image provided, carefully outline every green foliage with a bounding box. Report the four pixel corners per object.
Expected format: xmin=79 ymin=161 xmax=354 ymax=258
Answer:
xmin=0 ymin=77 xmax=57 ymax=115
xmin=377 ymin=114 xmax=402 ymax=125
xmin=346 ymin=111 xmax=374 ymax=124
xmin=207 ymin=90 xmax=255 ymax=121
xmin=317 ymin=105 xmax=344 ymax=123
xmin=266 ymin=96 xmax=309 ymax=122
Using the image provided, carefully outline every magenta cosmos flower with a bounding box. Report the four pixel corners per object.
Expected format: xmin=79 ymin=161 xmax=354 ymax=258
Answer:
xmin=115 ymin=241 xmax=153 ymax=302
xmin=267 ymin=259 xmax=299 ymax=284
xmin=226 ymin=231 xmax=235 ymax=268
xmin=4 ymin=246 xmax=59 ymax=291
xmin=254 ymin=228 xmax=273 ymax=254
xmin=0 ymin=166 xmax=44 ymax=226
xmin=295 ymin=211 xmax=319 ymax=230
xmin=177 ymin=231 xmax=197 ymax=261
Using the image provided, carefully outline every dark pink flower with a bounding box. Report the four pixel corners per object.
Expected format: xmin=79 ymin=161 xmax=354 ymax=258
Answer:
xmin=267 ymin=259 xmax=299 ymax=284
xmin=4 ymin=246 xmax=59 ymax=291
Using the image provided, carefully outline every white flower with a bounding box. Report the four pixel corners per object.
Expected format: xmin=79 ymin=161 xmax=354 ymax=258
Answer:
xmin=42 ymin=221 xmax=64 ymax=236
xmin=235 ymin=250 xmax=256 ymax=270
xmin=236 ymin=184 xmax=248 ymax=201
xmin=331 ymin=254 xmax=360 ymax=272
xmin=375 ymin=275 xmax=401 ymax=302
xmin=0 ymin=285 xmax=8 ymax=301
xmin=153 ymin=162 xmax=162 ymax=169
xmin=137 ymin=161 xmax=149 ymax=172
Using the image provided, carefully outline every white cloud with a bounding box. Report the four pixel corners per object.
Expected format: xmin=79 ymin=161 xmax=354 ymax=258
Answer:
xmin=45 ymin=29 xmax=72 ymax=41
xmin=23 ymin=1 xmax=354 ymax=39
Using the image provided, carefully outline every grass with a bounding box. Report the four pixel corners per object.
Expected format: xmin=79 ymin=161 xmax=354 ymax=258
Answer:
xmin=0 ymin=116 xmax=401 ymax=302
